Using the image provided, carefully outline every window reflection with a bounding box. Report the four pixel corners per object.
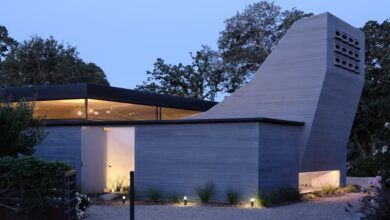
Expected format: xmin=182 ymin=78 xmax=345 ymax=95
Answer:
xmin=87 ymin=99 xmax=157 ymax=121
xmin=34 ymin=99 xmax=86 ymax=119
xmin=161 ymin=107 xmax=199 ymax=120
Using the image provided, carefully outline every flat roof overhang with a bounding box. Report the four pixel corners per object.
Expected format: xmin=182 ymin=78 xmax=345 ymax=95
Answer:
xmin=1 ymin=83 xmax=217 ymax=111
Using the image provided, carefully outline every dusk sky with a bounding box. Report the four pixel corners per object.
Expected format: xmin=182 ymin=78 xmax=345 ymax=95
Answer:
xmin=1 ymin=0 xmax=389 ymax=89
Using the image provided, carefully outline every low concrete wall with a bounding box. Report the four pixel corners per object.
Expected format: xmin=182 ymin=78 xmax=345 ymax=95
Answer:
xmin=258 ymin=123 xmax=302 ymax=192
xmin=35 ymin=126 xmax=82 ymax=185
xmin=135 ymin=122 xmax=260 ymax=201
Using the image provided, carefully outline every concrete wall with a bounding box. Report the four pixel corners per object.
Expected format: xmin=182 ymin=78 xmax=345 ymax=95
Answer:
xmin=258 ymin=123 xmax=302 ymax=192
xmin=135 ymin=122 xmax=302 ymax=201
xmin=81 ymin=127 xmax=107 ymax=193
xmin=135 ymin=123 xmax=260 ymax=201
xmin=190 ymin=13 xmax=364 ymax=186
xmin=35 ymin=126 xmax=82 ymax=185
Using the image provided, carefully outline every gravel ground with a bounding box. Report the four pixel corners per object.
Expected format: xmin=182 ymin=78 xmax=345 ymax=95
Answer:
xmin=86 ymin=193 xmax=362 ymax=220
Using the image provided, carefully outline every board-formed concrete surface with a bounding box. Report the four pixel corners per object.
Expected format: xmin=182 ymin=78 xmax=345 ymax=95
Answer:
xmin=191 ymin=12 xmax=365 ymax=185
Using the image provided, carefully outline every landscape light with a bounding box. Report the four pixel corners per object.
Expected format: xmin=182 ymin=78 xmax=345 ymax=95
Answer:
xmin=183 ymin=196 xmax=187 ymax=205
xmin=122 ymin=195 xmax=126 ymax=204
xmin=250 ymin=198 xmax=255 ymax=208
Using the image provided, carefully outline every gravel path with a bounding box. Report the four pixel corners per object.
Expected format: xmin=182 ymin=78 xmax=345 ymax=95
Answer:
xmin=86 ymin=193 xmax=362 ymax=220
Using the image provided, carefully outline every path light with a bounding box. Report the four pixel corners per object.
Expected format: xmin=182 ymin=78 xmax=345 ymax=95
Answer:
xmin=122 ymin=195 xmax=126 ymax=204
xmin=183 ymin=196 xmax=187 ymax=205
xmin=250 ymin=198 xmax=255 ymax=208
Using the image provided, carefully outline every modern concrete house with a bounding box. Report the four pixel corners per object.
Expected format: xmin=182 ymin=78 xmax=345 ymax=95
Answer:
xmin=3 ymin=12 xmax=364 ymax=201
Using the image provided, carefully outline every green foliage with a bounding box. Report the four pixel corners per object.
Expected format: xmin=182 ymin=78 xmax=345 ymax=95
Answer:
xmin=195 ymin=182 xmax=214 ymax=204
xmin=257 ymin=187 xmax=300 ymax=207
xmin=226 ymin=189 xmax=240 ymax=205
xmin=146 ymin=187 xmax=162 ymax=203
xmin=0 ymin=96 xmax=45 ymax=157
xmin=167 ymin=192 xmax=182 ymax=204
xmin=0 ymin=156 xmax=72 ymax=211
xmin=137 ymin=1 xmax=312 ymax=100
xmin=306 ymin=184 xmax=360 ymax=200
xmin=136 ymin=45 xmax=224 ymax=101
xmin=0 ymin=34 xmax=109 ymax=87
xmin=218 ymin=2 xmax=312 ymax=92
xmin=313 ymin=185 xmax=340 ymax=197
xmin=348 ymin=19 xmax=390 ymax=176
xmin=0 ymin=25 xmax=17 ymax=62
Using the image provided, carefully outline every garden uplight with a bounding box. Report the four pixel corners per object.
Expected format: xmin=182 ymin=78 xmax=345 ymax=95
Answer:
xmin=250 ymin=198 xmax=255 ymax=207
xmin=183 ymin=196 xmax=187 ymax=205
xmin=122 ymin=195 xmax=126 ymax=204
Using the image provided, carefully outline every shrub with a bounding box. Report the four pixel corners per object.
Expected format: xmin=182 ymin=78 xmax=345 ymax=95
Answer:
xmin=109 ymin=175 xmax=128 ymax=192
xmin=320 ymin=184 xmax=339 ymax=196
xmin=147 ymin=187 xmax=162 ymax=203
xmin=345 ymin=176 xmax=390 ymax=219
xmin=0 ymin=97 xmax=46 ymax=157
xmin=226 ymin=189 xmax=240 ymax=205
xmin=0 ymin=156 xmax=72 ymax=211
xmin=258 ymin=187 xmax=300 ymax=207
xmin=195 ymin=182 xmax=214 ymax=204
xmin=76 ymin=192 xmax=91 ymax=219
xmin=167 ymin=193 xmax=182 ymax=204
xmin=340 ymin=184 xmax=360 ymax=193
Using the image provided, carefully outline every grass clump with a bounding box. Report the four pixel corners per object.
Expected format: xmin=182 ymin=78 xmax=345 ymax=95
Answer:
xmin=309 ymin=184 xmax=360 ymax=199
xmin=340 ymin=184 xmax=360 ymax=193
xmin=167 ymin=192 xmax=182 ymax=204
xmin=147 ymin=187 xmax=162 ymax=203
xmin=226 ymin=189 xmax=240 ymax=205
xmin=195 ymin=182 xmax=214 ymax=204
xmin=258 ymin=187 xmax=301 ymax=207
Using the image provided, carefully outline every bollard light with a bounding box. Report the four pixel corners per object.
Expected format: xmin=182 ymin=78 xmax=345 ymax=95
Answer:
xmin=122 ymin=195 xmax=126 ymax=204
xmin=183 ymin=196 xmax=188 ymax=206
xmin=250 ymin=198 xmax=255 ymax=208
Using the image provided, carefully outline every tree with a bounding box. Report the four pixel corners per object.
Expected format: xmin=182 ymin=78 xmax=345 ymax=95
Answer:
xmin=0 ymin=35 xmax=109 ymax=87
xmin=0 ymin=25 xmax=17 ymax=62
xmin=0 ymin=96 xmax=46 ymax=157
xmin=348 ymin=19 xmax=390 ymax=176
xmin=137 ymin=45 xmax=224 ymax=101
xmin=218 ymin=2 xmax=312 ymax=92
xmin=137 ymin=1 xmax=312 ymax=98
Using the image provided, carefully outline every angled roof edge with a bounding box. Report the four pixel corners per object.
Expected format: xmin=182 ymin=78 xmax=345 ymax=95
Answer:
xmin=45 ymin=117 xmax=304 ymax=127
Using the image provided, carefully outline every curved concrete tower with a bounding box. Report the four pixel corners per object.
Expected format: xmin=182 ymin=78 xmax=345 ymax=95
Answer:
xmin=191 ymin=12 xmax=365 ymax=186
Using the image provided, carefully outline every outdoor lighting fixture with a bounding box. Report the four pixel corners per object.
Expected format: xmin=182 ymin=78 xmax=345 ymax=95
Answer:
xmin=93 ymin=111 xmax=99 ymax=115
xmin=76 ymin=110 xmax=83 ymax=116
xmin=183 ymin=196 xmax=187 ymax=205
xmin=250 ymin=198 xmax=255 ymax=208
xmin=106 ymin=110 xmax=111 ymax=114
xmin=122 ymin=195 xmax=126 ymax=204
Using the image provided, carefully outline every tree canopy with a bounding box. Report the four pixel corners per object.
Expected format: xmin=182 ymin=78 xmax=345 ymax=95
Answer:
xmin=0 ymin=27 xmax=109 ymax=87
xmin=137 ymin=45 xmax=225 ymax=100
xmin=348 ymin=19 xmax=390 ymax=176
xmin=136 ymin=1 xmax=312 ymax=100
xmin=0 ymin=96 xmax=45 ymax=157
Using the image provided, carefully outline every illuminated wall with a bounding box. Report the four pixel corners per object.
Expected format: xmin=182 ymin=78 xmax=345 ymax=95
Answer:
xmin=299 ymin=170 xmax=340 ymax=191
xmin=105 ymin=127 xmax=134 ymax=192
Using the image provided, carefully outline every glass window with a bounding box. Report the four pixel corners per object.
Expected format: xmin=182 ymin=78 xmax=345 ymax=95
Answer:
xmin=161 ymin=107 xmax=200 ymax=120
xmin=87 ymin=99 xmax=157 ymax=121
xmin=34 ymin=99 xmax=86 ymax=119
